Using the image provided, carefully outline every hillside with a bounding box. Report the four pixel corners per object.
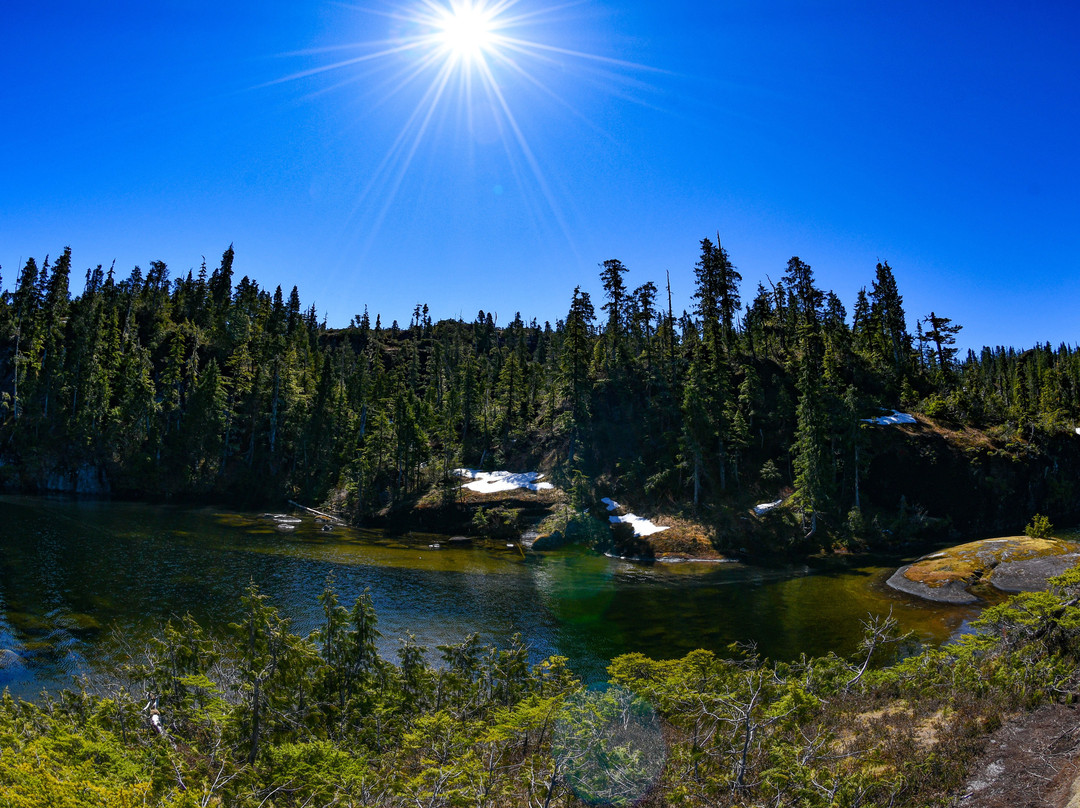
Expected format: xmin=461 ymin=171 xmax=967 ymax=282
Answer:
xmin=1 ymin=243 xmax=1078 ymax=559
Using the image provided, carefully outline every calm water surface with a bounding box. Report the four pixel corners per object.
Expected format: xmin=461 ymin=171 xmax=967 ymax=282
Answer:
xmin=0 ymin=495 xmax=1032 ymax=698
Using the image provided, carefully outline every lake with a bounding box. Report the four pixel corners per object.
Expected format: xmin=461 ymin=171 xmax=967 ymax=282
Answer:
xmin=0 ymin=494 xmax=994 ymax=698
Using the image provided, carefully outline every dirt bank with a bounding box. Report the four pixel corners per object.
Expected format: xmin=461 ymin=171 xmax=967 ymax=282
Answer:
xmin=954 ymin=703 xmax=1080 ymax=807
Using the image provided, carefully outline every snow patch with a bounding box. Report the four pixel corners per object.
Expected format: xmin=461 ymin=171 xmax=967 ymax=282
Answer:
xmin=609 ymin=513 xmax=670 ymax=537
xmin=454 ymin=469 xmax=554 ymax=494
xmin=753 ymin=499 xmax=783 ymax=515
xmin=600 ymin=495 xmax=669 ymax=537
xmin=862 ymin=410 xmax=917 ymax=426
xmin=657 ymin=556 xmax=738 ymax=564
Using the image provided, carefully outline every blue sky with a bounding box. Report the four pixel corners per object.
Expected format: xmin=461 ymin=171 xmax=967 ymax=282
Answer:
xmin=2 ymin=1 xmax=1077 ymax=351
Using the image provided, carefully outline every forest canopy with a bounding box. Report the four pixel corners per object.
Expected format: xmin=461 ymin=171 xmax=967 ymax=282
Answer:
xmin=1 ymin=242 xmax=1077 ymax=546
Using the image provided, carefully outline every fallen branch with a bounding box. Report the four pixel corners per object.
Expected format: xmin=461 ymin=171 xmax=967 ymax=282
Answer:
xmin=287 ymin=500 xmax=345 ymax=525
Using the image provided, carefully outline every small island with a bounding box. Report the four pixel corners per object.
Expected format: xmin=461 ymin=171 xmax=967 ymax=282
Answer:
xmin=887 ymin=535 xmax=1080 ymax=603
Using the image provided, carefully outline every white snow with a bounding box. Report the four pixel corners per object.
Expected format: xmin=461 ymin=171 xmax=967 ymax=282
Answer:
xmin=656 ymin=556 xmax=738 ymax=564
xmin=609 ymin=513 xmax=671 ymax=537
xmin=1075 ymin=427 xmax=1080 ymax=436
xmin=753 ymin=499 xmax=783 ymax=515
xmin=453 ymin=469 xmax=554 ymax=494
xmin=600 ymin=495 xmax=669 ymax=537
xmin=862 ymin=410 xmax=917 ymax=426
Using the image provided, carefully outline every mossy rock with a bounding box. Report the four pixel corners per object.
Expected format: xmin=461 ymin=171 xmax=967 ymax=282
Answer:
xmin=532 ymin=511 xmax=609 ymax=551
xmin=532 ymin=530 xmax=571 ymax=551
xmin=887 ymin=536 xmax=1080 ymax=603
xmin=5 ymin=612 xmax=50 ymax=632
xmin=57 ymin=613 xmax=103 ymax=632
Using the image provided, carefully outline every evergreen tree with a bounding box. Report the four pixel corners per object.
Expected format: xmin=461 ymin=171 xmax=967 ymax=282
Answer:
xmin=559 ymin=287 xmax=595 ymax=461
xmin=868 ymin=261 xmax=911 ymax=386
xmin=921 ymin=311 xmax=962 ymax=379
xmin=781 ymin=256 xmax=822 ymax=331
xmin=791 ymin=335 xmax=831 ymax=539
xmin=37 ymin=247 xmax=72 ymax=422
xmin=690 ymin=238 xmax=740 ymax=490
xmin=598 ymin=258 xmax=629 ymax=372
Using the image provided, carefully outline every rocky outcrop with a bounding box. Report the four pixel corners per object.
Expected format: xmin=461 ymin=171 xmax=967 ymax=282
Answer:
xmin=887 ymin=536 xmax=1080 ymax=603
xmin=887 ymin=563 xmax=982 ymax=604
xmin=864 ymin=418 xmax=1080 ymax=539
xmin=1 ymin=456 xmax=113 ymax=496
xmin=41 ymin=464 xmax=111 ymax=495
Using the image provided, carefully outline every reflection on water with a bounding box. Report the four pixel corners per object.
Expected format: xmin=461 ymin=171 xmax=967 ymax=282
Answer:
xmin=0 ymin=495 xmax=1007 ymax=698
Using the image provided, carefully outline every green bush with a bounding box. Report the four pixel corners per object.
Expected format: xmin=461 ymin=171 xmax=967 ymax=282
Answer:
xmin=1025 ymin=513 xmax=1054 ymax=539
xmin=922 ymin=394 xmax=947 ymax=419
xmin=471 ymin=506 xmax=521 ymax=540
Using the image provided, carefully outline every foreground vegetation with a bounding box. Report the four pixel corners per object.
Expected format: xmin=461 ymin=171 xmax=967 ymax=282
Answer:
xmin=4 ymin=568 xmax=1080 ymax=807
xmin=1 ymin=242 xmax=1078 ymax=554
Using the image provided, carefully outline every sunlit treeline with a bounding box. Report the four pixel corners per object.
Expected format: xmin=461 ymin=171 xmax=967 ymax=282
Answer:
xmin=0 ymin=242 xmax=1077 ymax=529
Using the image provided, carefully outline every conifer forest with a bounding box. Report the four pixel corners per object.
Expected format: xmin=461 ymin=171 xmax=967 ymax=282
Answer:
xmin=2 ymin=241 xmax=1080 ymax=807
xmin=1 ymin=241 xmax=1078 ymax=546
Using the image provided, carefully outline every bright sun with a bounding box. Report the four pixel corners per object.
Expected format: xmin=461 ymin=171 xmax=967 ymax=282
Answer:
xmin=433 ymin=2 xmax=498 ymax=63
xmin=268 ymin=0 xmax=656 ymax=253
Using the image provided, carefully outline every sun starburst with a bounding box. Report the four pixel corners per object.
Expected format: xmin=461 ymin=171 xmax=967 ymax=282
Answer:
xmin=262 ymin=1 xmax=660 ymax=256
xmin=431 ymin=1 xmax=500 ymax=64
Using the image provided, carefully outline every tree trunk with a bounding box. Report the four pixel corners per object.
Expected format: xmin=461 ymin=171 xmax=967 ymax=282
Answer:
xmin=693 ymin=455 xmax=700 ymax=508
xmin=854 ymin=442 xmax=861 ymax=510
xmin=248 ymin=679 xmax=262 ymax=765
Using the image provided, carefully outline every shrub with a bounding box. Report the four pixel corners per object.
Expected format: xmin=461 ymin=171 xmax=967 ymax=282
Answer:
xmin=471 ymin=506 xmax=522 ymax=540
xmin=922 ymin=394 xmax=947 ymax=419
xmin=1025 ymin=513 xmax=1054 ymax=539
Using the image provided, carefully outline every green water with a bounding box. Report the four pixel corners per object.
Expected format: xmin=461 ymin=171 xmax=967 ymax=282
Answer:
xmin=0 ymin=495 xmax=999 ymax=698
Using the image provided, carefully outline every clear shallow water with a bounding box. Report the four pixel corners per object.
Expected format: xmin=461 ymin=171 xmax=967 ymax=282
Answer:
xmin=0 ymin=495 xmax=1000 ymax=698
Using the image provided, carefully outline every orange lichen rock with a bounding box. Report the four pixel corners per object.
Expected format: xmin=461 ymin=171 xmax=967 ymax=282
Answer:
xmin=888 ymin=536 xmax=1080 ymax=603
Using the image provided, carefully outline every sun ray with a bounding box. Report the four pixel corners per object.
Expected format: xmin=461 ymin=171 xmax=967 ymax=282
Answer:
xmin=350 ymin=51 xmax=456 ymax=213
xmin=498 ymin=36 xmax=669 ymax=74
xmin=254 ymin=39 xmax=432 ymax=89
xmin=485 ymin=46 xmax=619 ymax=144
xmin=346 ymin=51 xmax=461 ymax=228
xmin=355 ymin=59 xmax=460 ymax=255
xmin=262 ymin=0 xmax=663 ymax=263
xmin=473 ymin=53 xmax=577 ymax=251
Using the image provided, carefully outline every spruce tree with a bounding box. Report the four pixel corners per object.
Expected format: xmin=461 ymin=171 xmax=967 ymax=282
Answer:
xmin=598 ymin=258 xmax=628 ymax=372
xmin=792 ymin=334 xmax=831 ymax=538
xmin=921 ymin=311 xmax=962 ymax=377
xmin=691 ymin=237 xmax=739 ymax=490
xmin=868 ymin=261 xmax=911 ymax=386
xmin=560 ymin=287 xmax=595 ymax=461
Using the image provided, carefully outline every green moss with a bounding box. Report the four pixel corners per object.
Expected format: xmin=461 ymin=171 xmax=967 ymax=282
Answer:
xmin=6 ymin=612 xmax=50 ymax=632
xmin=56 ymin=613 xmax=102 ymax=632
xmin=904 ymin=537 xmax=1073 ymax=587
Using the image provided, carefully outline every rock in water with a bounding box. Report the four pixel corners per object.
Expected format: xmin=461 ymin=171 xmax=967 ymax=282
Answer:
xmin=887 ymin=536 xmax=1080 ymax=603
